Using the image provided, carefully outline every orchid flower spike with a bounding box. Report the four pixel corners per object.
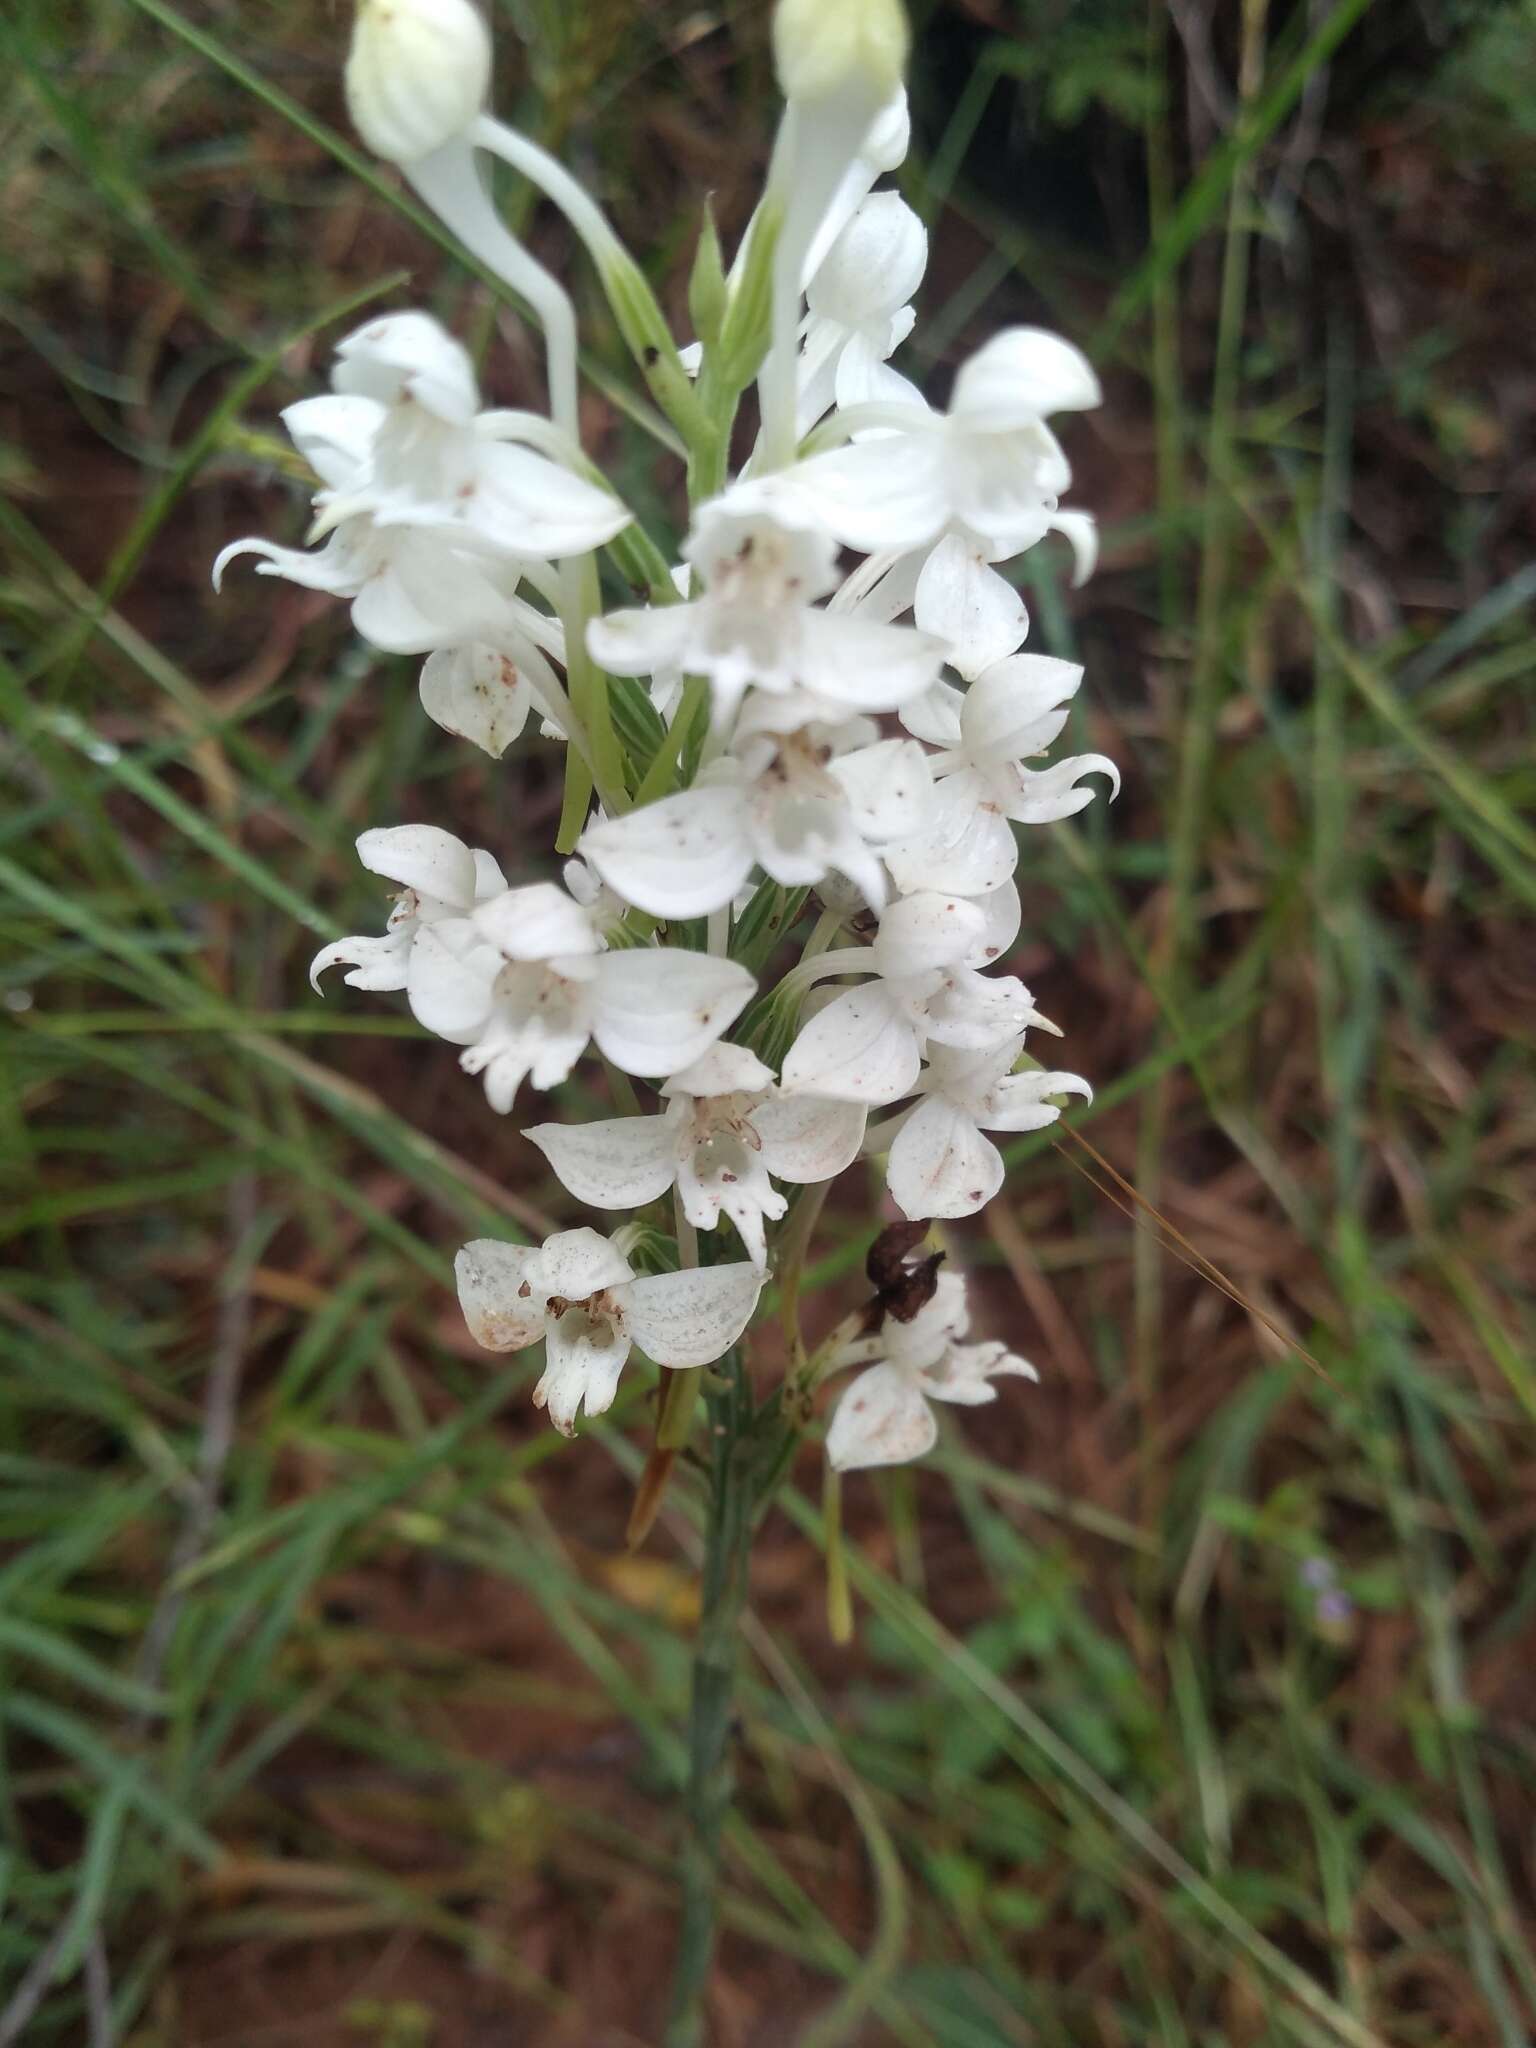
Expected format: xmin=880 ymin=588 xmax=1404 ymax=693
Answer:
xmin=223 ymin=0 xmax=1115 ymax=1535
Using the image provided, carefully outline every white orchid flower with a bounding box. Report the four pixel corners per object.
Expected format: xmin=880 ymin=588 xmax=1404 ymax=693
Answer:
xmin=779 ymin=885 xmax=1041 ymax=1106
xmin=214 ymin=503 xmax=524 ymax=657
xmin=825 ymin=1269 xmax=1037 ymax=1470
xmin=527 ymin=1043 xmax=867 ymax=1268
xmin=797 ymin=191 xmax=927 ymax=434
xmin=309 ymin=824 xmax=506 ymax=995
xmin=314 ymin=314 xmax=630 ymax=558
xmin=214 ymin=313 xmax=630 ymax=653
xmin=884 ymin=653 xmax=1119 ymax=897
xmin=786 ymin=326 xmax=1101 ymax=558
xmin=881 ymin=1035 xmax=1091 ymax=1220
xmin=403 ymin=878 xmax=756 ymax=1111
xmin=456 ymin=1227 xmax=763 ymax=1434
xmin=577 ymin=705 xmax=930 ymax=919
xmin=846 ymin=518 xmax=1097 ymax=698
xmin=586 ymin=477 xmax=945 ymax=735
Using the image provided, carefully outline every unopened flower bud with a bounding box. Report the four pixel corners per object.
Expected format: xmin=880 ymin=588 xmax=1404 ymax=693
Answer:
xmin=345 ymin=0 xmax=492 ymax=165
xmin=772 ymin=0 xmax=910 ymax=104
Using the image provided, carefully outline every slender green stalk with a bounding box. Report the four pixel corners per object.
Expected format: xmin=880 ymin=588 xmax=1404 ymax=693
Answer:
xmin=666 ymin=1350 xmax=757 ymax=2046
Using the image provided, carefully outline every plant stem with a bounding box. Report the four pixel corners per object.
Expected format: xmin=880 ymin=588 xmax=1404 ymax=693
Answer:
xmin=665 ymin=1350 xmax=756 ymax=2046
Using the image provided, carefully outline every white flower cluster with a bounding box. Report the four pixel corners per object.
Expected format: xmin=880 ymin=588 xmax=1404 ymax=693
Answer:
xmin=220 ymin=0 xmax=1112 ymax=1465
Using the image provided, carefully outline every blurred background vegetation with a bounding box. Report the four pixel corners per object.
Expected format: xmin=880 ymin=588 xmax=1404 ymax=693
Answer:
xmin=3 ymin=0 xmax=1535 ymax=2042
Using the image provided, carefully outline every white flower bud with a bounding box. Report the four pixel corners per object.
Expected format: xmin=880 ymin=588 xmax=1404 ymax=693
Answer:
xmin=772 ymin=0 xmax=910 ymax=103
xmin=808 ymin=191 xmax=927 ymax=327
xmin=345 ymin=0 xmax=492 ymax=165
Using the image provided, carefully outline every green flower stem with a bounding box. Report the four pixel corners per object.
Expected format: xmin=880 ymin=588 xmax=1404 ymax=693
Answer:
xmin=554 ymin=747 xmax=595 ymax=857
xmin=665 ymin=1350 xmax=757 ymax=2047
xmin=559 ymin=555 xmax=630 ymax=837
xmin=686 ymin=408 xmax=733 ymax=506
xmin=472 ymin=114 xmax=706 ymax=443
xmin=634 ymin=676 xmax=709 ymax=806
xmin=657 ymin=1365 xmax=705 ymax=1453
xmin=775 ymin=1178 xmax=833 ymax=1375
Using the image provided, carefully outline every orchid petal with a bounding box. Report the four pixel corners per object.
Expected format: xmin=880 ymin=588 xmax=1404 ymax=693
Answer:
xmin=665 ymin=1043 xmax=777 ymax=1098
xmin=468 ymin=442 xmax=631 ymax=558
xmin=885 ymin=774 xmax=1019 ymax=898
xmin=281 ymin=394 xmax=382 ymax=490
xmin=356 ymin=824 xmax=477 ymax=908
xmin=914 ymin=534 xmax=1029 ymax=681
xmin=419 ymin=643 xmax=534 ymax=757
xmin=404 ymin=920 xmax=499 ymax=1041
xmin=795 ymin=612 xmax=946 ymax=710
xmin=826 ymin=1362 xmax=938 ymax=1472
xmin=539 ymin=1225 xmax=635 ymax=1297
xmin=455 ymin=1239 xmax=549 ymax=1353
xmin=787 ymin=432 xmax=948 ymax=553
xmin=978 ymin=1068 xmax=1092 ymax=1133
xmin=586 ymin=601 xmax=700 ymax=680
xmin=809 ymin=191 xmax=928 ymax=327
xmin=920 ymin=1338 xmax=1039 ymax=1406
xmin=1006 ymin=755 xmax=1120 ymax=824
xmin=578 ymin=786 xmax=754 ymax=919
xmin=333 ymin=311 xmax=480 ymax=423
xmin=897 ymin=679 xmax=965 ymax=748
xmin=351 ymin=544 xmax=511 ymax=654
xmin=589 ymin=949 xmax=755 ymax=1078
xmin=961 ymin=654 xmax=1084 ymax=762
xmin=781 ymin=984 xmax=919 ymax=1105
xmin=524 ymin=1115 xmax=677 ymax=1210
xmin=308 ymin=932 xmax=409 ymax=995
xmin=829 ymin=739 xmax=933 ymax=840
xmin=831 ymin=336 xmax=924 ymax=414
xmin=884 ymin=1095 xmax=1004 ymax=1220
xmin=473 ymin=882 xmax=600 ymax=961
xmin=751 ymin=1091 xmax=867 ymax=1182
xmin=870 ymin=892 xmax=987 ymax=978
xmin=885 ymin=1270 xmax=971 ymax=1365
xmin=536 ymin=1316 xmax=632 ymax=1434
xmin=618 ymin=1263 xmax=763 ymax=1368
xmin=949 ymin=327 xmax=1102 ymax=429
xmin=213 ymin=532 xmax=364 ymax=599
xmin=967 ymin=881 xmax=1022 ymax=966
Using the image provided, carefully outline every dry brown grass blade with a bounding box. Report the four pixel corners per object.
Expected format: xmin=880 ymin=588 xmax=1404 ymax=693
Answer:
xmin=1051 ymin=1124 xmax=1332 ymax=1384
